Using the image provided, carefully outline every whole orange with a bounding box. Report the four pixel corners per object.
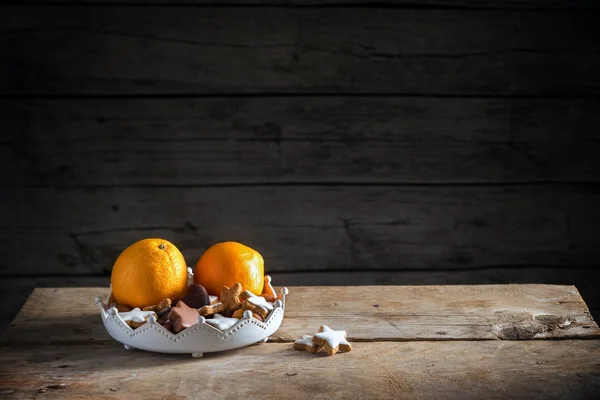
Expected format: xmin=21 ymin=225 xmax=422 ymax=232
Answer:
xmin=111 ymin=238 xmax=188 ymax=308
xmin=194 ymin=241 xmax=264 ymax=296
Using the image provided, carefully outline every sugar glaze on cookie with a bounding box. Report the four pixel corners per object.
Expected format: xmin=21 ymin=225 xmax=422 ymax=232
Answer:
xmin=119 ymin=308 xmax=156 ymax=323
xmin=312 ymin=325 xmax=352 ymax=356
xmin=247 ymin=296 xmax=274 ymax=311
xmin=295 ymin=335 xmax=314 ymax=346
xmin=205 ymin=314 xmax=240 ymax=331
xmin=293 ymin=335 xmax=321 ymax=353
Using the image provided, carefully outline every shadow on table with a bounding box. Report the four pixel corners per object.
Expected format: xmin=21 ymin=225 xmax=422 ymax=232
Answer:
xmin=4 ymin=312 xmax=309 ymax=372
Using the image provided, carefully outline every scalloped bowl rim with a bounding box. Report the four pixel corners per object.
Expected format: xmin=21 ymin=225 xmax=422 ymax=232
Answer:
xmin=96 ymin=273 xmax=288 ymax=356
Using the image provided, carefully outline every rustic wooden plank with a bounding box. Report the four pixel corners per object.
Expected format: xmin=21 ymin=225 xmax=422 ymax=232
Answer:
xmin=273 ymin=270 xmax=600 ymax=325
xmin=2 ymin=268 xmax=599 ymax=335
xmin=8 ymin=1 xmax=600 ymax=10
xmin=0 ymin=277 xmax=108 ymax=336
xmin=1 ymin=7 xmax=599 ymax=95
xmin=1 ymin=341 xmax=599 ymax=399
xmin=2 ymin=185 xmax=598 ymax=275
xmin=2 ymin=285 xmax=597 ymax=344
xmin=3 ymin=97 xmax=599 ymax=185
xmin=275 ymin=285 xmax=599 ymax=341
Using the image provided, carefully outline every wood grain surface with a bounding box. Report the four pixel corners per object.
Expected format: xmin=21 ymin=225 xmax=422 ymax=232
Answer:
xmin=3 ymin=97 xmax=599 ymax=185
xmin=1 ymin=341 xmax=599 ymax=400
xmin=2 ymin=185 xmax=598 ymax=276
xmin=2 ymin=286 xmax=598 ymax=344
xmin=1 ymin=7 xmax=599 ymax=96
xmin=0 ymin=286 xmax=599 ymax=399
xmin=3 ymin=267 xmax=600 ymax=335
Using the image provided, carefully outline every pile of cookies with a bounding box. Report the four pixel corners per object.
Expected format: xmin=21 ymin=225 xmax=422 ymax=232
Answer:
xmin=107 ymin=276 xmax=279 ymax=334
xmin=294 ymin=325 xmax=352 ymax=356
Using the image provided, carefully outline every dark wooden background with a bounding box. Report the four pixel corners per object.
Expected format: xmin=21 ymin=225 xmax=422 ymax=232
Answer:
xmin=1 ymin=0 xmax=599 ymax=331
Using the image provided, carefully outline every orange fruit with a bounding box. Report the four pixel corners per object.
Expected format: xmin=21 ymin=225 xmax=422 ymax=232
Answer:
xmin=111 ymin=238 xmax=188 ymax=308
xmin=194 ymin=241 xmax=264 ymax=296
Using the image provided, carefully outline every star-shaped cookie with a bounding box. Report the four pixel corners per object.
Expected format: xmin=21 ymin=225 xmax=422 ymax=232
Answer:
xmin=199 ymin=283 xmax=243 ymax=317
xmin=204 ymin=314 xmax=240 ymax=331
xmin=311 ymin=325 xmax=352 ymax=356
xmin=168 ymin=301 xmax=200 ymax=333
xmin=240 ymin=290 xmax=274 ymax=318
xmin=118 ymin=308 xmax=157 ymax=329
xmin=293 ymin=335 xmax=322 ymax=353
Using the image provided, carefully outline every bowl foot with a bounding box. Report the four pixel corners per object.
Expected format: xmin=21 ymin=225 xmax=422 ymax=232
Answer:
xmin=192 ymin=352 xmax=204 ymax=359
xmin=124 ymin=344 xmax=133 ymax=350
xmin=260 ymin=337 xmax=269 ymax=343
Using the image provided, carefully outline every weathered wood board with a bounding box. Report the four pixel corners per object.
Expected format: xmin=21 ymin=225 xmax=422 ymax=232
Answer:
xmin=1 ymin=341 xmax=600 ymax=400
xmin=2 ymin=185 xmax=598 ymax=275
xmin=1 ymin=7 xmax=599 ymax=95
xmin=2 ymin=286 xmax=597 ymax=344
xmin=3 ymin=268 xmax=600 ymax=335
xmin=0 ymin=285 xmax=599 ymax=399
xmin=3 ymin=97 xmax=599 ymax=185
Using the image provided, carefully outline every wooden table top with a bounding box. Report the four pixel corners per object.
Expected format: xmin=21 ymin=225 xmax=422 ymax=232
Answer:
xmin=1 ymin=284 xmax=599 ymax=399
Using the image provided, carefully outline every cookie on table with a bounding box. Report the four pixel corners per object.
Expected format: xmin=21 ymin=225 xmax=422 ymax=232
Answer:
xmin=293 ymin=335 xmax=322 ymax=353
xmin=312 ymin=325 xmax=352 ymax=356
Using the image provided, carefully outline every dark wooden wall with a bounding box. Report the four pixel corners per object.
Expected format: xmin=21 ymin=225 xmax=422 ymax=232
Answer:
xmin=1 ymin=0 xmax=600 ymax=330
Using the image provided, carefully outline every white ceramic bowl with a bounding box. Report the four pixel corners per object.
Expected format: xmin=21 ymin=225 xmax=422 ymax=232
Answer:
xmin=96 ymin=272 xmax=288 ymax=358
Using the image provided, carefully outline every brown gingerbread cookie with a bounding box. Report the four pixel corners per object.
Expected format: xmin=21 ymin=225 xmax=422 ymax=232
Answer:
xmin=143 ymin=298 xmax=172 ymax=318
xmin=199 ymin=283 xmax=243 ymax=318
xmin=241 ymin=295 xmax=274 ymax=319
xmin=232 ymin=308 xmax=263 ymax=321
xmin=198 ymin=302 xmax=226 ymax=318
